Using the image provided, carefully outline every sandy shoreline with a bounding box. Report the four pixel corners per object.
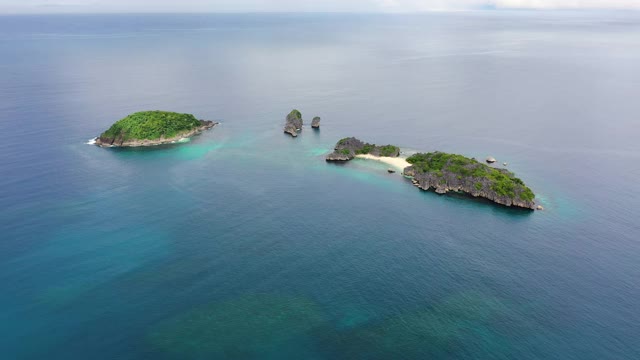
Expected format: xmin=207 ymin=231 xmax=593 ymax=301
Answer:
xmin=355 ymin=154 xmax=411 ymax=171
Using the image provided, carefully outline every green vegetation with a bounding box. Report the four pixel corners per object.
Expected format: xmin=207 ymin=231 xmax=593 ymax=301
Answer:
xmin=407 ymin=152 xmax=535 ymax=201
xmin=101 ymin=111 xmax=202 ymax=141
xmin=355 ymin=144 xmax=375 ymax=155
xmin=335 ymin=138 xmax=399 ymax=157
xmin=288 ymin=109 xmax=302 ymax=121
xmin=340 ymin=149 xmax=351 ymax=155
xmin=353 ymin=143 xmax=399 ymax=156
xmin=378 ymin=145 xmax=400 ymax=157
xmin=519 ymin=187 xmax=535 ymax=202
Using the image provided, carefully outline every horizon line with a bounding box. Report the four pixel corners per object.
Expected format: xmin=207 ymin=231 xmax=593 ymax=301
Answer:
xmin=1 ymin=8 xmax=638 ymax=16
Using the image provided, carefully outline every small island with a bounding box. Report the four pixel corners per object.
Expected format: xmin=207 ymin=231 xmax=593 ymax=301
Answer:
xmin=311 ymin=116 xmax=321 ymax=129
xmin=95 ymin=111 xmax=217 ymax=147
xmin=405 ymin=152 xmax=536 ymax=209
xmin=326 ymin=137 xmax=537 ymax=210
xmin=284 ymin=109 xmax=303 ymax=137
xmin=326 ymin=137 xmax=400 ymax=161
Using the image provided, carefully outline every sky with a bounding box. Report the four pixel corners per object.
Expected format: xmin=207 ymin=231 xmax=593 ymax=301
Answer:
xmin=0 ymin=0 xmax=639 ymax=14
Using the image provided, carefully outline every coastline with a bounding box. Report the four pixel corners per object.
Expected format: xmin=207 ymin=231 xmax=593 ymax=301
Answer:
xmin=355 ymin=154 xmax=410 ymax=171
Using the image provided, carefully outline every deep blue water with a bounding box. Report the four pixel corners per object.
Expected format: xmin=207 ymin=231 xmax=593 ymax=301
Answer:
xmin=1 ymin=12 xmax=640 ymax=359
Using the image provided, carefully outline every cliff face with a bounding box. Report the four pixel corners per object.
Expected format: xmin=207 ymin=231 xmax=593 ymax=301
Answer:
xmin=96 ymin=120 xmax=216 ymax=147
xmin=325 ymin=137 xmax=400 ymax=161
xmin=284 ymin=110 xmax=303 ymax=137
xmin=404 ymin=152 xmax=536 ymax=209
xmin=326 ymin=137 xmax=364 ymax=161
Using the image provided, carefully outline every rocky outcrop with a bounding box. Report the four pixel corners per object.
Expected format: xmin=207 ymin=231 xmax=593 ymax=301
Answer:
xmin=284 ymin=110 xmax=303 ymax=137
xmin=325 ymin=137 xmax=364 ymax=161
xmin=403 ymin=152 xmax=536 ymax=210
xmin=95 ymin=120 xmax=217 ymax=147
xmin=325 ymin=137 xmax=400 ymax=162
xmin=325 ymin=152 xmax=352 ymax=161
xmin=311 ymin=117 xmax=321 ymax=129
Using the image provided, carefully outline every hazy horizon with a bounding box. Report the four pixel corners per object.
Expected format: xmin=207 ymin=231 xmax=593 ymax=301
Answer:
xmin=1 ymin=0 xmax=639 ymax=14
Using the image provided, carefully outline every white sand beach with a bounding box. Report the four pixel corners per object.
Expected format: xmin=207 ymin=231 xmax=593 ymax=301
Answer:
xmin=355 ymin=154 xmax=411 ymax=171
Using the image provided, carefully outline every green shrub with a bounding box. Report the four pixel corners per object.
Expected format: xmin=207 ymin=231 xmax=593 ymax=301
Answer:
xmin=288 ymin=109 xmax=302 ymax=120
xmin=520 ymin=188 xmax=535 ymax=201
xmin=356 ymin=144 xmax=375 ymax=155
xmin=379 ymin=145 xmax=399 ymax=157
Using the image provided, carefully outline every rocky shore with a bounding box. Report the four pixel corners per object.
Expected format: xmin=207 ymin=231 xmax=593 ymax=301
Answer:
xmin=96 ymin=120 xmax=217 ymax=147
xmin=404 ymin=152 xmax=536 ymax=209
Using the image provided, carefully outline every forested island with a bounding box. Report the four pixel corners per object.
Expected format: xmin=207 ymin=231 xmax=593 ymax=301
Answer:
xmin=326 ymin=137 xmax=537 ymax=210
xmin=404 ymin=152 xmax=536 ymax=209
xmin=95 ymin=111 xmax=217 ymax=147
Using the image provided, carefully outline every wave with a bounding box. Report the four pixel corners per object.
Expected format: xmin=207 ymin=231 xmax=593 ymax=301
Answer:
xmin=86 ymin=138 xmax=97 ymax=145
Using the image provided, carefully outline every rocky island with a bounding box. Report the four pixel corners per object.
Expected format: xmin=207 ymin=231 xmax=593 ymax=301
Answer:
xmin=311 ymin=117 xmax=321 ymax=129
xmin=325 ymin=137 xmax=400 ymax=161
xmin=404 ymin=152 xmax=536 ymax=209
xmin=326 ymin=137 xmax=537 ymax=210
xmin=95 ymin=111 xmax=217 ymax=147
xmin=284 ymin=109 xmax=303 ymax=137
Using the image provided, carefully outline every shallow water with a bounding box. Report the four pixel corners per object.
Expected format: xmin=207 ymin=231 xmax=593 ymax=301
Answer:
xmin=1 ymin=12 xmax=639 ymax=359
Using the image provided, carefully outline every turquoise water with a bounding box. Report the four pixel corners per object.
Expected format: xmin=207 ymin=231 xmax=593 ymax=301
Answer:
xmin=1 ymin=12 xmax=640 ymax=359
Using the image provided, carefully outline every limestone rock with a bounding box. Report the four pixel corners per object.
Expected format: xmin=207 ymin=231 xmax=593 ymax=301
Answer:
xmin=284 ymin=109 xmax=303 ymax=137
xmin=311 ymin=117 xmax=321 ymax=129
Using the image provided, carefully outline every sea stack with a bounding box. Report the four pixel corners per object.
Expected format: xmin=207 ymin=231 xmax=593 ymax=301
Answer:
xmin=311 ymin=117 xmax=321 ymax=129
xmin=284 ymin=109 xmax=303 ymax=137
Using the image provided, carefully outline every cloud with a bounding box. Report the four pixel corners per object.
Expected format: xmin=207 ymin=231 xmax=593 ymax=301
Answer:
xmin=0 ymin=0 xmax=639 ymax=13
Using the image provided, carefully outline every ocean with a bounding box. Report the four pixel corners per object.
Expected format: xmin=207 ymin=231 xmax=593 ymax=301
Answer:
xmin=1 ymin=12 xmax=639 ymax=359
